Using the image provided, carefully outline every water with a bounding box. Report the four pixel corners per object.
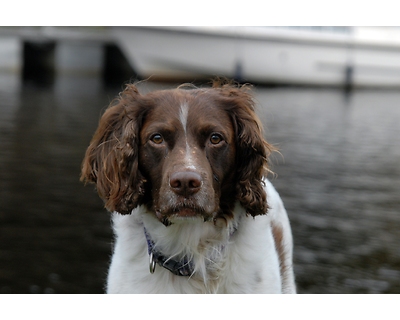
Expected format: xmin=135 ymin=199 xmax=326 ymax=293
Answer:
xmin=1 ymin=75 xmax=399 ymax=294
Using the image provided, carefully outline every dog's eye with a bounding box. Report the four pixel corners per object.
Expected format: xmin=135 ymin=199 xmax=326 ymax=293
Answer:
xmin=151 ymin=134 xmax=164 ymax=144
xmin=210 ymin=133 xmax=223 ymax=145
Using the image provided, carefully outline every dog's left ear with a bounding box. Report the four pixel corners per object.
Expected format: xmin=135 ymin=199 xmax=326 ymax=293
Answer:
xmin=217 ymin=84 xmax=275 ymax=217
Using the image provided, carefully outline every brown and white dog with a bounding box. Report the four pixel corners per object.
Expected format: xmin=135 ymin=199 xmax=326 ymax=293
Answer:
xmin=81 ymin=81 xmax=296 ymax=293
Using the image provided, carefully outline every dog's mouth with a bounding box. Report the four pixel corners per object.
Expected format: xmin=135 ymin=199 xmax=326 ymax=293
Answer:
xmin=155 ymin=204 xmax=213 ymax=226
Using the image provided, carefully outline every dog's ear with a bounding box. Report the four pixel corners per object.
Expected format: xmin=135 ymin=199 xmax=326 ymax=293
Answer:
xmin=81 ymin=84 xmax=148 ymax=214
xmin=216 ymin=83 xmax=275 ymax=217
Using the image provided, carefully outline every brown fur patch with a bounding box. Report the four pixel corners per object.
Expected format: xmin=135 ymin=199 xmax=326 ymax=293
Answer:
xmin=271 ymin=221 xmax=289 ymax=288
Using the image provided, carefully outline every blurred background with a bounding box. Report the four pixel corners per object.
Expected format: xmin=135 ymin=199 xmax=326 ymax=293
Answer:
xmin=0 ymin=26 xmax=399 ymax=294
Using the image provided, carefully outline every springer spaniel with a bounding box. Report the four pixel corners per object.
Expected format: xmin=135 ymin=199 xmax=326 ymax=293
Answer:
xmin=81 ymin=81 xmax=296 ymax=294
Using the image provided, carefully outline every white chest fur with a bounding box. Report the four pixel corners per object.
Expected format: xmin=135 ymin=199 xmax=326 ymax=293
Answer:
xmin=106 ymin=181 xmax=295 ymax=294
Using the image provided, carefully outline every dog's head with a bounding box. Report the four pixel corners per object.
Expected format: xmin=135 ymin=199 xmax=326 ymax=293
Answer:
xmin=81 ymin=81 xmax=275 ymax=225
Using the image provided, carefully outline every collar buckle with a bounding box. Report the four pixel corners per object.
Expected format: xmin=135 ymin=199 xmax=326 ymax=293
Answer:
xmin=149 ymin=252 xmax=156 ymax=274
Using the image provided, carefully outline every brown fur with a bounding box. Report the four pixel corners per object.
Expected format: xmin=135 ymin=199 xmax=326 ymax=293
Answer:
xmin=81 ymin=81 xmax=276 ymax=220
xmin=271 ymin=221 xmax=290 ymax=289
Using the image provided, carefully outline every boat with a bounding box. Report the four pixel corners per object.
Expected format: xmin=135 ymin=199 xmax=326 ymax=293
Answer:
xmin=112 ymin=26 xmax=400 ymax=87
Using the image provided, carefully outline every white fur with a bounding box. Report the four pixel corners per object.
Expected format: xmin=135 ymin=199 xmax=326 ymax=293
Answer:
xmin=179 ymin=102 xmax=197 ymax=169
xmin=179 ymin=102 xmax=189 ymax=134
xmin=106 ymin=180 xmax=296 ymax=294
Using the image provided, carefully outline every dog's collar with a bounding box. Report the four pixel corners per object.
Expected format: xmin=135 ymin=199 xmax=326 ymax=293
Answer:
xmin=143 ymin=223 xmax=238 ymax=277
xmin=143 ymin=227 xmax=194 ymax=276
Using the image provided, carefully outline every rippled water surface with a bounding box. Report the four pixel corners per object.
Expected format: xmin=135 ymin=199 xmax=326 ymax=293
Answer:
xmin=1 ymin=75 xmax=399 ymax=293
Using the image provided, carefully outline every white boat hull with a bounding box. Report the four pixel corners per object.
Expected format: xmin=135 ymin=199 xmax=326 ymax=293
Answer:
xmin=113 ymin=27 xmax=400 ymax=87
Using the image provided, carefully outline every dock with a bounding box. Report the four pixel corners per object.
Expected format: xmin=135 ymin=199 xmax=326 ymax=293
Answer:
xmin=0 ymin=27 xmax=133 ymax=84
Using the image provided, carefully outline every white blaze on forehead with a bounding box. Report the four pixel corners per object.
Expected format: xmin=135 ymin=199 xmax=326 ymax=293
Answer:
xmin=179 ymin=102 xmax=189 ymax=135
xmin=179 ymin=102 xmax=196 ymax=169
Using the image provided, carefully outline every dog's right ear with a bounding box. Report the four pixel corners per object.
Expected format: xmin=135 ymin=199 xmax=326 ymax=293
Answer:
xmin=81 ymin=84 xmax=149 ymax=214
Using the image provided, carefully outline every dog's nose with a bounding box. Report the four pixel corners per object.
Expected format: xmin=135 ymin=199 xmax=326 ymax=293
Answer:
xmin=169 ymin=171 xmax=202 ymax=196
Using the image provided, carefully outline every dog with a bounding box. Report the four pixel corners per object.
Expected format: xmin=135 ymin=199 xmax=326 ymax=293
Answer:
xmin=81 ymin=81 xmax=296 ymax=293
